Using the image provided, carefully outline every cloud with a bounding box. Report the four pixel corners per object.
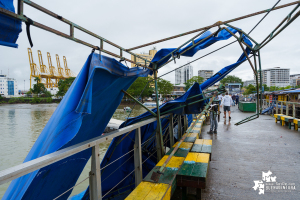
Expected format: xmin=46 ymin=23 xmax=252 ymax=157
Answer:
xmin=0 ymin=0 xmax=299 ymax=89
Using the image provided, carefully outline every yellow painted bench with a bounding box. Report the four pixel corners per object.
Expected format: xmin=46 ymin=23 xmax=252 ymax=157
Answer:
xmin=127 ymin=116 xmax=212 ymax=199
xmin=294 ymin=119 xmax=300 ymax=131
xmin=125 ymin=181 xmax=171 ymax=200
xmin=274 ymin=114 xmax=285 ymax=123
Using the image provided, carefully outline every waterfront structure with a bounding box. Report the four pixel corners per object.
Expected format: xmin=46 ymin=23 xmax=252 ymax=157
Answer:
xmin=198 ymin=70 xmax=213 ymax=81
xmin=130 ymin=49 xmax=157 ymax=67
xmin=243 ymin=79 xmax=256 ymax=87
xmin=0 ymin=74 xmax=18 ymax=97
xmin=225 ymin=83 xmax=242 ymax=94
xmin=258 ymin=67 xmax=290 ymax=87
xmin=172 ymin=84 xmax=185 ymax=96
xmin=175 ymin=64 xmax=193 ymax=85
xmin=290 ymin=74 xmax=300 ymax=87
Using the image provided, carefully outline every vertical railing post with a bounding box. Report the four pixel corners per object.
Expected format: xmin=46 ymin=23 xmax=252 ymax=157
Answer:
xmin=134 ymin=127 xmax=142 ymax=187
xmin=257 ymin=51 xmax=263 ymax=113
xmin=169 ymin=114 xmax=174 ymax=147
xmin=178 ymin=115 xmax=182 ymax=139
xmin=293 ymin=104 xmax=296 ymax=118
xmin=153 ymin=65 xmax=164 ymax=161
xmin=281 ymin=102 xmax=283 ymax=114
xmin=183 ymin=115 xmax=188 ymax=133
xmin=286 ymin=103 xmax=289 ymax=116
xmin=89 ymin=145 xmax=102 ymax=200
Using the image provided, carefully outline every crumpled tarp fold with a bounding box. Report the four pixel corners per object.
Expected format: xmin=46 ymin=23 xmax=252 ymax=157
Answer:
xmin=4 ymin=53 xmax=151 ymax=200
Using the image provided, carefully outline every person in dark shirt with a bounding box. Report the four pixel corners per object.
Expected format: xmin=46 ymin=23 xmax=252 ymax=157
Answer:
xmin=232 ymin=95 xmax=236 ymax=106
xmin=236 ymin=95 xmax=239 ymax=106
xmin=208 ymin=103 xmax=219 ymax=134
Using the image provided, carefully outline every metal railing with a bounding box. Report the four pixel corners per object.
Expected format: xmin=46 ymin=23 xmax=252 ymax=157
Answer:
xmin=0 ymin=113 xmax=179 ymax=200
xmin=262 ymin=99 xmax=300 ymax=118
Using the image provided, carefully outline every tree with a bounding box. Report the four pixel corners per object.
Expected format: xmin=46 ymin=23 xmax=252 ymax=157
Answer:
xmin=126 ymin=77 xmax=154 ymax=102
xmin=284 ymin=85 xmax=291 ymax=89
xmin=221 ymin=75 xmax=243 ymax=87
xmin=184 ymin=76 xmax=204 ymax=91
xmin=243 ymin=84 xmax=256 ymax=95
xmin=269 ymin=86 xmax=278 ymax=91
xmin=56 ymin=77 xmax=76 ymax=97
xmin=262 ymin=84 xmax=269 ymax=91
xmin=157 ymin=78 xmax=173 ymax=97
xmin=32 ymin=77 xmax=47 ymax=95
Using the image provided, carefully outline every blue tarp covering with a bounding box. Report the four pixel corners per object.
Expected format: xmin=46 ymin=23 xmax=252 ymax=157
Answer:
xmin=5 ymin=24 xmax=253 ymax=200
xmin=4 ymin=53 xmax=151 ymax=200
xmin=74 ymin=27 xmax=253 ymax=200
xmin=77 ymin=83 xmax=204 ymax=200
xmin=0 ymin=0 xmax=22 ymax=48
xmin=149 ymin=27 xmax=250 ymax=69
xmin=282 ymin=89 xmax=300 ymax=94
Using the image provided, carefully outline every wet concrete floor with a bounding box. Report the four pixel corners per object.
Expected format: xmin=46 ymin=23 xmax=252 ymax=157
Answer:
xmin=200 ymin=106 xmax=300 ymax=199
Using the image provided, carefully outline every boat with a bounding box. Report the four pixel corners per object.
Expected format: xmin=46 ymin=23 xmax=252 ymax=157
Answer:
xmin=143 ymin=101 xmax=163 ymax=108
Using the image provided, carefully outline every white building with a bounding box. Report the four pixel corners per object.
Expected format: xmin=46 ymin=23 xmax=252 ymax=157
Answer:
xmin=0 ymin=74 xmax=18 ymax=97
xmin=47 ymin=87 xmax=59 ymax=96
xmin=257 ymin=67 xmax=290 ymax=87
xmin=290 ymin=74 xmax=300 ymax=87
xmin=198 ymin=70 xmax=213 ymax=81
xmin=175 ymin=64 xmax=193 ymax=85
xmin=243 ymin=80 xmax=256 ymax=87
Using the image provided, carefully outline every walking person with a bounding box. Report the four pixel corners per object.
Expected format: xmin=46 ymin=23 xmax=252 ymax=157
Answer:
xmin=221 ymin=92 xmax=233 ymax=120
xmin=232 ymin=95 xmax=236 ymax=106
xmin=208 ymin=102 xmax=219 ymax=134
xmin=236 ymin=94 xmax=239 ymax=106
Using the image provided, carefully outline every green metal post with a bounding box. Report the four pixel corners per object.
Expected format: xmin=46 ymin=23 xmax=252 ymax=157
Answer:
xmin=154 ymin=65 xmax=164 ymax=160
xmin=257 ymin=51 xmax=263 ymax=113
xmin=178 ymin=115 xmax=182 ymax=139
xmin=253 ymin=53 xmax=260 ymax=115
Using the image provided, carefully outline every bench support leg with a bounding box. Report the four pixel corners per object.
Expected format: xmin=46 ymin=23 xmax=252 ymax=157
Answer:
xmin=181 ymin=187 xmax=187 ymax=200
xmin=196 ymin=188 xmax=202 ymax=200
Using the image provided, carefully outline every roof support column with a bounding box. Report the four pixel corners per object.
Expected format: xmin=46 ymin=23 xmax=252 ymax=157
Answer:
xmin=154 ymin=65 xmax=164 ymax=161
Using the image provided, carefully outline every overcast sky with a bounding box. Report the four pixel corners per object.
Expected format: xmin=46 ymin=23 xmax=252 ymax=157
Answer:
xmin=1 ymin=0 xmax=299 ymax=90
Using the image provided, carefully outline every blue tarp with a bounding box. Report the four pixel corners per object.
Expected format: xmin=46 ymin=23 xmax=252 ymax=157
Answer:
xmin=5 ymin=24 xmax=253 ymax=200
xmin=282 ymin=89 xmax=300 ymax=94
xmin=74 ymin=27 xmax=253 ymax=200
xmin=0 ymin=0 xmax=22 ymax=48
xmin=4 ymin=53 xmax=151 ymax=200
xmin=149 ymin=27 xmax=250 ymax=69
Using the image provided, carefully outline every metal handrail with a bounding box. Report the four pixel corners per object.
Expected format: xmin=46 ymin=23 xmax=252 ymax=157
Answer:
xmin=0 ymin=114 xmax=170 ymax=185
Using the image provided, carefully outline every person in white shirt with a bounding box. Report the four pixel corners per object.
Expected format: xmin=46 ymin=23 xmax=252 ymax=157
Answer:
xmin=220 ymin=92 xmax=233 ymax=120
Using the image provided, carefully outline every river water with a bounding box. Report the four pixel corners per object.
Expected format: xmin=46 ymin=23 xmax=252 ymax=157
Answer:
xmin=0 ymin=103 xmax=147 ymax=199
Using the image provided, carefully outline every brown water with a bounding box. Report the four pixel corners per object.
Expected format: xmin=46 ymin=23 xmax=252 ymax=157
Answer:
xmin=0 ymin=103 xmax=147 ymax=199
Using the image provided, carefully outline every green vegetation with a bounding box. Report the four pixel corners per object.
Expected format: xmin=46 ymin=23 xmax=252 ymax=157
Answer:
xmin=30 ymin=97 xmax=41 ymax=104
xmin=26 ymin=77 xmax=52 ymax=97
xmin=243 ymin=83 xmax=297 ymax=95
xmin=184 ymin=76 xmax=204 ymax=91
xmin=243 ymin=84 xmax=256 ymax=95
xmin=157 ymin=79 xmax=173 ymax=97
xmin=56 ymin=77 xmax=76 ymax=98
xmin=126 ymin=77 xmax=173 ymax=101
xmin=46 ymin=97 xmax=53 ymax=103
xmin=126 ymin=77 xmax=154 ymax=102
xmin=221 ymin=75 xmax=243 ymax=87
